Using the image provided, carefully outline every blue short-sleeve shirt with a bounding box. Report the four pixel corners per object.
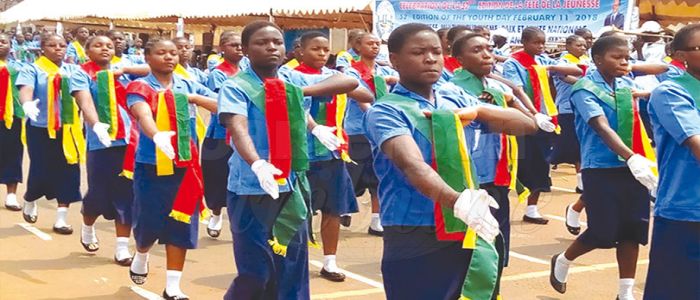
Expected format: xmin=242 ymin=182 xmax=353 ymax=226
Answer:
xmin=364 ymin=83 xmax=475 ymax=226
xmin=571 ymin=70 xmax=639 ymax=169
xmin=205 ymin=68 xmax=234 ymax=139
xmin=15 ymin=61 xmax=80 ymax=128
xmin=335 ymin=48 xmax=358 ymax=70
xmin=70 ymin=69 xmax=131 ymax=151
xmin=344 ymin=64 xmax=398 ymax=136
xmin=648 ymin=76 xmax=700 ymax=222
xmin=554 ymin=54 xmax=590 ymax=114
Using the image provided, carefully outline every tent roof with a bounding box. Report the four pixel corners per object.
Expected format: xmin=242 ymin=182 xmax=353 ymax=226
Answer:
xmin=638 ymin=0 xmax=700 ymax=26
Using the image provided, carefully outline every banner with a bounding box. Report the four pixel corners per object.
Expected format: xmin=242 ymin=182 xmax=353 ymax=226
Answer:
xmin=374 ymin=0 xmax=634 ymax=43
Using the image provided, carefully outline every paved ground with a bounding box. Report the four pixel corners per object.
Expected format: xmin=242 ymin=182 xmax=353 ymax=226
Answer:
xmin=0 ymin=162 xmax=652 ymax=300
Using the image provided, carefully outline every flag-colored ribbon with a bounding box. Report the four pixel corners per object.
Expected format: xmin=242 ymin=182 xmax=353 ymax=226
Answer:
xmin=351 ymin=60 xmax=388 ymax=99
xmin=0 ymin=62 xmax=24 ymax=129
xmin=216 ymin=60 xmax=239 ymax=76
xmin=283 ymin=58 xmax=300 ymax=70
xmin=512 ymin=51 xmax=560 ymax=134
xmin=451 ymin=69 xmax=530 ymax=202
xmin=231 ymin=71 xmax=310 ymax=254
xmin=295 ymin=63 xmax=353 ymax=162
xmin=444 ymin=56 xmax=462 ymax=74
xmin=561 ymin=53 xmax=590 ymax=75
xmin=124 ymin=81 xmax=206 ymax=223
xmin=669 ymin=59 xmax=687 ymax=71
xmin=377 ymin=93 xmax=502 ymax=300
xmin=71 ymin=41 xmax=88 ymax=64
xmin=572 ymin=79 xmax=656 ymax=165
xmin=173 ymin=64 xmax=206 ymax=144
xmin=81 ymin=61 xmax=127 ymax=141
xmin=35 ymin=56 xmax=86 ymax=164
xmin=337 ymin=50 xmax=359 ymax=65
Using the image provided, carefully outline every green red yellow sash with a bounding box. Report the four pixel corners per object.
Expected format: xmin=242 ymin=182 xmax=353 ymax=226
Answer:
xmin=71 ymin=41 xmax=88 ymax=64
xmin=173 ymin=64 xmax=207 ymax=143
xmin=35 ymin=56 xmax=86 ymax=164
xmin=451 ymin=69 xmax=530 ymax=202
xmin=561 ymin=53 xmax=590 ymax=75
xmin=0 ymin=61 xmax=24 ymax=129
xmin=511 ymin=51 xmax=560 ymax=134
xmin=283 ymin=58 xmax=300 ymax=70
xmin=125 ymin=81 xmax=207 ymax=223
xmin=444 ymin=56 xmax=462 ymax=74
xmin=81 ymin=61 xmax=127 ymax=141
xmin=572 ymin=79 xmax=656 ymax=164
xmin=377 ymin=93 xmax=502 ymax=300
xmin=294 ymin=63 xmax=352 ymax=162
xmin=671 ymin=72 xmax=700 ymax=107
xmin=232 ymin=71 xmax=310 ymax=255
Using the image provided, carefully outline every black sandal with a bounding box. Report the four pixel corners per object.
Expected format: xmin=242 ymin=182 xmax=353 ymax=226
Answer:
xmin=162 ymin=289 xmax=189 ymax=300
xmin=207 ymin=228 xmax=221 ymax=238
xmin=129 ymin=264 xmax=148 ymax=285
xmin=80 ymin=238 xmax=100 ymax=252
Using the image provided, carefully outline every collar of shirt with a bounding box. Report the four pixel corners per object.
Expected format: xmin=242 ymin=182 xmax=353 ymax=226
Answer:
xmin=392 ymin=83 xmax=439 ymax=108
xmin=142 ymin=73 xmax=187 ymax=91
xmin=590 ymin=69 xmax=618 ymax=92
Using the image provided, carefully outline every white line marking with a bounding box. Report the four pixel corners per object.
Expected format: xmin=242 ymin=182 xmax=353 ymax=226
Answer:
xmin=309 ymin=260 xmax=384 ymax=289
xmin=509 ymin=251 xmax=549 ymax=265
xmin=311 ymin=288 xmax=384 ymax=299
xmin=544 ymin=214 xmax=588 ymax=227
xmin=130 ymin=285 xmax=162 ymax=300
xmin=502 ymin=259 xmax=649 ymax=281
xmin=16 ymin=223 xmax=52 ymax=241
xmin=551 ymin=186 xmax=577 ymax=193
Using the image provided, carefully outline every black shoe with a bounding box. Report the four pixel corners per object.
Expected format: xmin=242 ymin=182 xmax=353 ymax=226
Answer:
xmin=207 ymin=228 xmax=221 ymax=238
xmin=5 ymin=202 xmax=21 ymax=211
xmin=565 ymin=205 xmax=581 ymax=236
xmin=22 ymin=211 xmax=37 ymax=223
xmin=550 ymin=254 xmax=566 ymax=294
xmin=80 ymin=237 xmax=99 ymax=252
xmin=339 ymin=215 xmax=351 ymax=227
xmin=53 ymin=225 xmax=73 ymax=235
xmin=368 ymin=227 xmax=383 ymax=237
xmin=162 ymin=290 xmax=189 ymax=300
xmin=575 ymin=187 xmax=583 ymax=194
xmin=129 ymin=264 xmax=148 ymax=285
xmin=523 ymin=215 xmax=549 ymax=225
xmin=114 ymin=255 xmax=132 ymax=267
xmin=320 ymin=268 xmax=346 ymax=282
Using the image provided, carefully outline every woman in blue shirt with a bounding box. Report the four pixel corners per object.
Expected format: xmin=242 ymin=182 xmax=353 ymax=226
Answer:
xmin=17 ymin=33 xmax=81 ymax=235
xmin=0 ymin=33 xmax=24 ymax=212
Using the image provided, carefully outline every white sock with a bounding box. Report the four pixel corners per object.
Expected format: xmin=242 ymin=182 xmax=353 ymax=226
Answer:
xmin=130 ymin=252 xmax=149 ymax=274
xmin=370 ymin=213 xmax=383 ymax=231
xmin=566 ymin=205 xmax=581 ymax=228
xmin=576 ymin=173 xmax=584 ymax=190
xmin=55 ymin=207 xmax=69 ymax=227
xmin=81 ymin=224 xmax=97 ymax=243
xmin=618 ymin=278 xmax=635 ymax=300
xmin=208 ymin=214 xmax=222 ymax=230
xmin=23 ymin=201 xmax=37 ymax=216
xmin=5 ymin=193 xmax=19 ymax=206
xmin=165 ymin=270 xmax=186 ymax=297
xmin=554 ymin=253 xmax=572 ymax=282
xmin=323 ymin=255 xmax=340 ymax=273
xmin=115 ymin=237 xmax=131 ymax=260
xmin=525 ymin=205 xmax=542 ymax=218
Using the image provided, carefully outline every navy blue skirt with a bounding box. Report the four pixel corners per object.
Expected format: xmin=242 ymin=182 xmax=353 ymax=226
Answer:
xmin=382 ymin=226 xmax=472 ymax=300
xmin=132 ymin=163 xmax=199 ymax=249
xmin=82 ymin=146 xmax=133 ymax=224
xmin=346 ymin=134 xmax=378 ymax=196
xmin=0 ymin=118 xmax=23 ymax=184
xmin=644 ymin=217 xmax=700 ymax=300
xmin=24 ymin=124 xmax=81 ymax=204
xmin=306 ymin=159 xmax=358 ymax=216
xmin=224 ymin=192 xmax=310 ymax=300
xmin=201 ymin=137 xmax=233 ymax=211
xmin=577 ymin=168 xmax=650 ymax=248
xmin=550 ymin=113 xmax=580 ymax=165
xmin=517 ymin=132 xmax=553 ymax=193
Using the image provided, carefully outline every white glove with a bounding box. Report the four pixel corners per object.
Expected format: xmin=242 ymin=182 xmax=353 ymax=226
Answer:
xmin=22 ymin=99 xmax=40 ymax=122
xmin=153 ymin=131 xmax=176 ymax=160
xmin=534 ymin=113 xmax=556 ymax=133
xmin=92 ymin=122 xmax=112 ymax=147
xmin=626 ymin=154 xmax=658 ymax=193
xmin=311 ymin=125 xmax=341 ymax=151
xmin=251 ymin=159 xmax=283 ymax=199
xmin=453 ymin=189 xmax=501 ymax=242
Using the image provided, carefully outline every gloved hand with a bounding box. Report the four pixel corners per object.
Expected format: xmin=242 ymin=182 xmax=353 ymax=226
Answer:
xmin=453 ymin=189 xmax=500 ymax=242
xmin=251 ymin=159 xmax=283 ymax=199
xmin=626 ymin=154 xmax=658 ymax=192
xmin=311 ymin=125 xmax=341 ymax=151
xmin=153 ymin=131 xmax=176 ymax=160
xmin=534 ymin=113 xmax=556 ymax=133
xmin=22 ymin=99 xmax=40 ymax=122
xmin=92 ymin=122 xmax=112 ymax=147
